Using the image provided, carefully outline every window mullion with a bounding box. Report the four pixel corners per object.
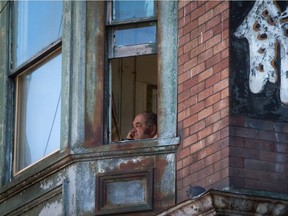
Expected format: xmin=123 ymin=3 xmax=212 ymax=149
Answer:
xmin=157 ymin=0 xmax=178 ymax=139
xmin=0 ymin=0 xmax=14 ymax=185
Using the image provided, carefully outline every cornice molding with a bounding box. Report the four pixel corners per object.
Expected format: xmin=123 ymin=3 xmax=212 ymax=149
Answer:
xmin=157 ymin=189 xmax=288 ymax=216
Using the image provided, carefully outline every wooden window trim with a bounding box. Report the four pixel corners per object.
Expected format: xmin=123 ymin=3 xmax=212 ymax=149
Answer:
xmin=102 ymin=1 xmax=178 ymax=144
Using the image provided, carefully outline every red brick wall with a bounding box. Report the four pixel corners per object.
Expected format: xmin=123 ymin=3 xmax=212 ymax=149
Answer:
xmin=177 ymin=0 xmax=230 ymax=202
xmin=230 ymin=116 xmax=288 ymax=195
xmin=177 ymin=0 xmax=288 ymax=203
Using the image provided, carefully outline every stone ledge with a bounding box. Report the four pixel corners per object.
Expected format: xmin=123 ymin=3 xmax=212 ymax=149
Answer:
xmin=157 ymin=189 xmax=288 ymax=216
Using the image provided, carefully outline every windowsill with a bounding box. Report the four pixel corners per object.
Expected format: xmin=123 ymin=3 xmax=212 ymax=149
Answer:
xmin=74 ymin=136 xmax=180 ymax=155
xmin=0 ymin=137 xmax=180 ymax=198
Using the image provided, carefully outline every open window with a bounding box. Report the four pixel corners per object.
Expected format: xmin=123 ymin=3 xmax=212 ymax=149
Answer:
xmin=106 ymin=0 xmax=158 ymax=142
xmin=110 ymin=55 xmax=157 ymax=141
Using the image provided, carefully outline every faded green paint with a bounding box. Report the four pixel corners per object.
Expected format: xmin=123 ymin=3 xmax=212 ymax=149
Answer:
xmin=0 ymin=0 xmax=13 ymax=186
xmin=61 ymin=0 xmax=86 ymax=150
xmin=0 ymin=146 xmax=178 ymax=215
xmin=158 ymin=1 xmax=178 ymax=139
xmin=0 ymin=1 xmax=179 ymax=215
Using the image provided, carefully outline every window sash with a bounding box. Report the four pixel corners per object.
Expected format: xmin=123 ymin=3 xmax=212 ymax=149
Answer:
xmin=11 ymin=1 xmax=63 ymax=173
xmin=106 ymin=0 xmax=157 ymax=25
xmin=107 ymin=0 xmax=157 ymax=59
xmin=111 ymin=44 xmax=157 ymax=59
xmin=14 ymin=51 xmax=62 ymax=173
xmin=114 ymin=24 xmax=156 ymax=47
xmin=108 ymin=23 xmax=157 ymax=59
xmin=11 ymin=0 xmax=63 ymax=69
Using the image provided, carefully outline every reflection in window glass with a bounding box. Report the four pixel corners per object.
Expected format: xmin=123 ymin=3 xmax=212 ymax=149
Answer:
xmin=15 ymin=54 xmax=62 ymax=172
xmin=113 ymin=0 xmax=155 ymax=21
xmin=114 ymin=25 xmax=156 ymax=46
xmin=12 ymin=1 xmax=62 ymax=68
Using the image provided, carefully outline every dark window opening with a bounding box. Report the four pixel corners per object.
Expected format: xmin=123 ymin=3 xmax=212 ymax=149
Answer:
xmin=111 ymin=55 xmax=157 ymax=142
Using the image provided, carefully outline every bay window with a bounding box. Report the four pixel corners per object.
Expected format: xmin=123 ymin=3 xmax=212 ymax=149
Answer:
xmin=0 ymin=1 xmax=179 ymax=214
xmin=12 ymin=0 xmax=63 ymax=173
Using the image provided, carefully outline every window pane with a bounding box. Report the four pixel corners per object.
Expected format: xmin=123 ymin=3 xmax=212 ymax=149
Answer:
xmin=15 ymin=54 xmax=62 ymax=172
xmin=113 ymin=0 xmax=155 ymax=21
xmin=12 ymin=1 xmax=62 ymax=68
xmin=114 ymin=25 xmax=156 ymax=47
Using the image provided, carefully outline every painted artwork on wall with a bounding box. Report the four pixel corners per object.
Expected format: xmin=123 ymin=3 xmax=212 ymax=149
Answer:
xmin=231 ymin=0 xmax=288 ymax=121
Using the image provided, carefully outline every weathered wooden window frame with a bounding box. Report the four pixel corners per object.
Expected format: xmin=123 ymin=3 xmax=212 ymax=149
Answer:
xmin=0 ymin=1 xmax=86 ymax=184
xmin=13 ymin=45 xmax=62 ymax=174
xmin=10 ymin=2 xmax=63 ymax=174
xmin=103 ymin=1 xmax=178 ymax=144
xmin=106 ymin=0 xmax=157 ymax=59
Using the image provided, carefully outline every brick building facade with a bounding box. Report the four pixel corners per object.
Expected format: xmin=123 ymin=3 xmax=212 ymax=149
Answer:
xmin=174 ymin=0 xmax=288 ymax=214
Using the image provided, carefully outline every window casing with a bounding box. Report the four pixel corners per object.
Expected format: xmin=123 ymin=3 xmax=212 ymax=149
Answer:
xmin=106 ymin=0 xmax=157 ymax=59
xmin=11 ymin=1 xmax=63 ymax=173
xmin=106 ymin=0 xmax=158 ymax=142
xmin=105 ymin=0 xmax=178 ymax=143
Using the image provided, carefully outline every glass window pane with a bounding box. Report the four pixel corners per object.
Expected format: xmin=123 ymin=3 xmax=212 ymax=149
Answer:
xmin=113 ymin=0 xmax=155 ymax=21
xmin=15 ymin=54 xmax=62 ymax=172
xmin=12 ymin=1 xmax=62 ymax=68
xmin=114 ymin=25 xmax=156 ymax=47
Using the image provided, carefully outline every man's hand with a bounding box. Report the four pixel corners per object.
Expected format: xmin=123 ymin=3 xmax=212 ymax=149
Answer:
xmin=126 ymin=129 xmax=135 ymax=139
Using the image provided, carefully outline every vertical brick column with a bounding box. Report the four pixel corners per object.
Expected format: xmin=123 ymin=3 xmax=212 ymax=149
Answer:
xmin=177 ymin=0 xmax=230 ymax=202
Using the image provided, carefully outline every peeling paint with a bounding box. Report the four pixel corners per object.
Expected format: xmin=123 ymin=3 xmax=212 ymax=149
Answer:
xmin=0 ymin=1 xmax=178 ymax=215
xmin=160 ymin=154 xmax=174 ymax=194
xmin=39 ymin=200 xmax=62 ymax=216
xmin=119 ymin=157 xmax=144 ymax=170
xmin=235 ymin=0 xmax=288 ymax=104
xmin=96 ymin=159 xmax=116 ymax=173
xmin=40 ymin=180 xmax=54 ymax=190
xmin=40 ymin=168 xmax=68 ymax=190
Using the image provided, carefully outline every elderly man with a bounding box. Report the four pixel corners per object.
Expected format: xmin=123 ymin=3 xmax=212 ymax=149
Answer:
xmin=126 ymin=112 xmax=157 ymax=140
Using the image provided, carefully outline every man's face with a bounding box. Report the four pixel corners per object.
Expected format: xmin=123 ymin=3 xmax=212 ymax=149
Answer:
xmin=130 ymin=114 xmax=151 ymax=140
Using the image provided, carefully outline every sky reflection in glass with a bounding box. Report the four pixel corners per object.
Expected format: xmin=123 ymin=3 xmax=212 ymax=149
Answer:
xmin=13 ymin=1 xmax=62 ymax=68
xmin=13 ymin=1 xmax=63 ymax=171
xmin=17 ymin=54 xmax=62 ymax=170
xmin=114 ymin=25 xmax=156 ymax=46
xmin=113 ymin=0 xmax=155 ymax=21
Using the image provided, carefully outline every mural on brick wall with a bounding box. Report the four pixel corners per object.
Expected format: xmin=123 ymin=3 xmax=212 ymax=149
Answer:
xmin=231 ymin=0 xmax=288 ymax=121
